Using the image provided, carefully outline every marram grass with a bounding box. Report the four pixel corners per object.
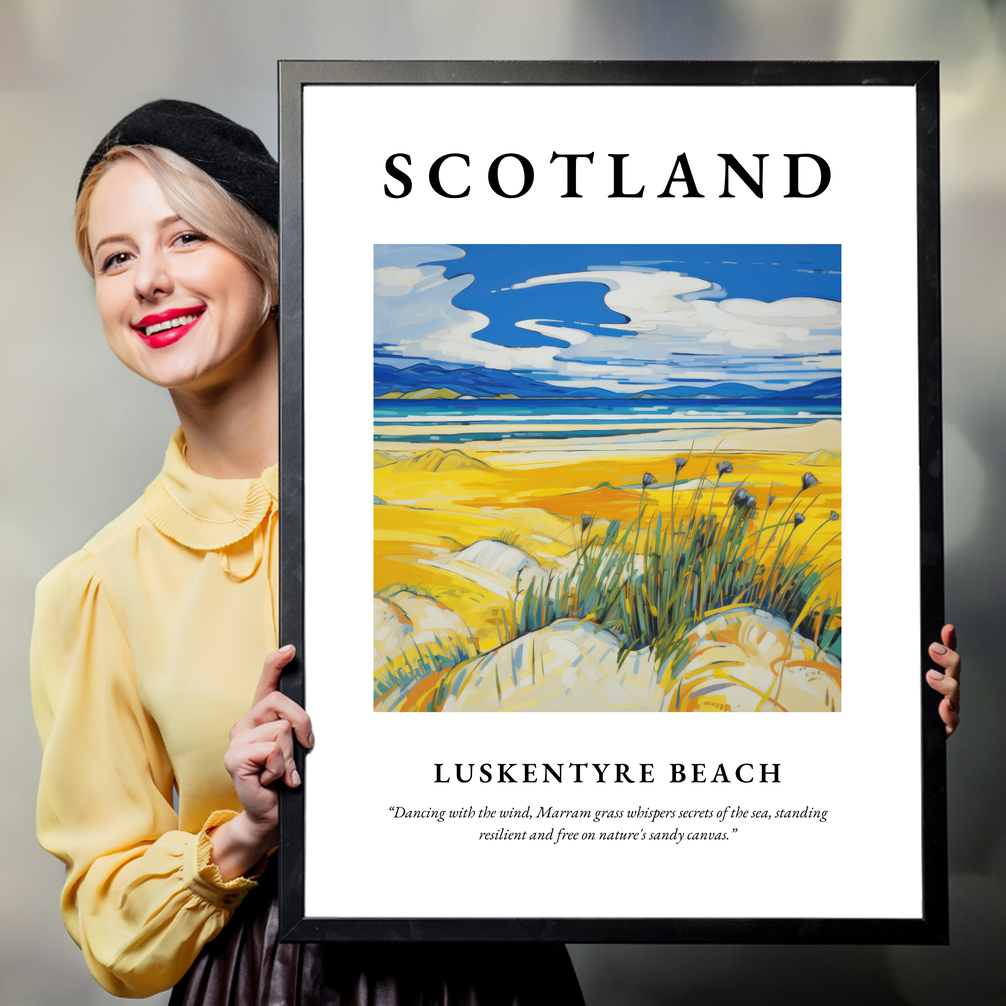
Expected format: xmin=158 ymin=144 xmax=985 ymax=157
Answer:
xmin=376 ymin=635 xmax=475 ymax=699
xmin=510 ymin=466 xmax=841 ymax=683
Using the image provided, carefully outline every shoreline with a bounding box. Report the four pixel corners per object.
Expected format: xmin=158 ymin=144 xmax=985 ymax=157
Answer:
xmin=375 ymin=418 xmax=841 ymax=467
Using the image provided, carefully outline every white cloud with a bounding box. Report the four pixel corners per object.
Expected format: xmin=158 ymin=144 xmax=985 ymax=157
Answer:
xmin=375 ymin=255 xmax=841 ymax=391
xmin=515 ymin=269 xmax=712 ymax=320
xmin=513 ymin=318 xmax=593 ymax=345
xmin=515 ymin=270 xmax=842 ymax=354
xmin=373 ymin=266 xmax=442 ymax=297
xmin=719 ymin=297 xmax=842 ymax=326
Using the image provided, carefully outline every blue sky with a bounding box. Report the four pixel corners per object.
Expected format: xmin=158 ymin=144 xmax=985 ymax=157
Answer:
xmin=374 ymin=244 xmax=841 ymax=392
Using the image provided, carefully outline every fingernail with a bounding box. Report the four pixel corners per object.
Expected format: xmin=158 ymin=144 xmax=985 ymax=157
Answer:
xmin=280 ymin=644 xmax=295 ymax=655
xmin=928 ymin=670 xmax=944 ymax=679
xmin=307 ymin=732 xmax=315 ymax=748
xmin=292 ymin=768 xmax=301 ymax=787
xmin=931 ymin=643 xmax=947 ymax=654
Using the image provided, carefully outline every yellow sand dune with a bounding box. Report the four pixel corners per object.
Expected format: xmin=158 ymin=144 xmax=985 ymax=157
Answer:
xmin=374 ymin=421 xmax=841 ymax=699
xmin=387 ymin=448 xmax=494 ymax=473
xmin=800 ymin=449 xmax=841 ymax=466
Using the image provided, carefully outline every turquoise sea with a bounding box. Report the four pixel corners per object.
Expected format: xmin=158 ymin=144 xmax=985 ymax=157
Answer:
xmin=374 ymin=398 xmax=841 ymax=444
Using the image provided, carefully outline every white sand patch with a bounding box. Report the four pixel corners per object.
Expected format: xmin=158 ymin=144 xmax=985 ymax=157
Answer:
xmin=649 ymin=477 xmax=718 ymax=492
xmin=373 ymin=591 xmax=478 ymax=698
xmin=677 ymin=419 xmax=841 ymax=454
xmin=440 ymin=619 xmax=663 ymax=712
xmin=413 ymin=607 xmax=840 ymax=713
xmin=420 ymin=539 xmax=548 ymax=597
xmin=664 ymin=607 xmax=841 ymax=713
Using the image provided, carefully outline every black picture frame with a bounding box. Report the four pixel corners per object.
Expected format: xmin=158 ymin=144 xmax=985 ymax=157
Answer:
xmin=277 ymin=60 xmax=945 ymax=944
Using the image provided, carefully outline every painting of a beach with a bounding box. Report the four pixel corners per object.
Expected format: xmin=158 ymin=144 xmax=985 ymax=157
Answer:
xmin=374 ymin=244 xmax=841 ymax=713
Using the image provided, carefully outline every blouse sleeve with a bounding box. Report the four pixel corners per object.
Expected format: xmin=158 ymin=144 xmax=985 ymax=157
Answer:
xmin=31 ymin=549 xmax=262 ymax=998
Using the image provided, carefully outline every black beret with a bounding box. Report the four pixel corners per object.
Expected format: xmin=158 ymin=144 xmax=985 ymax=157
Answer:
xmin=77 ymin=99 xmax=278 ymax=228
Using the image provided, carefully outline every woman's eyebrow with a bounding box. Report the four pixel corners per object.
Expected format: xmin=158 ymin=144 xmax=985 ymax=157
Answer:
xmin=92 ymin=232 xmax=133 ymax=256
xmin=92 ymin=216 xmax=185 ymax=257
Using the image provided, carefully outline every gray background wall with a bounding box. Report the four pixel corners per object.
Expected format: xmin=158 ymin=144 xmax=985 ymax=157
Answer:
xmin=1 ymin=2 xmax=1003 ymax=1003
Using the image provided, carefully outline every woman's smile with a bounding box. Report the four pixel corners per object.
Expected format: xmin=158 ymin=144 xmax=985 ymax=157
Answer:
xmin=133 ymin=306 xmax=207 ymax=347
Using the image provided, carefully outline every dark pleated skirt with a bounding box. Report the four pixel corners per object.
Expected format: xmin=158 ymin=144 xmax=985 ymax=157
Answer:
xmin=169 ymin=869 xmax=584 ymax=1006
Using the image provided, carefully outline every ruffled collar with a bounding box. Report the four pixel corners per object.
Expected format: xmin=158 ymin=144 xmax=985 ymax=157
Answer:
xmin=143 ymin=428 xmax=278 ymax=551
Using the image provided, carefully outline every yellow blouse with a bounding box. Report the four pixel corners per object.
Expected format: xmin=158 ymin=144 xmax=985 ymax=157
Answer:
xmin=31 ymin=429 xmax=279 ymax=998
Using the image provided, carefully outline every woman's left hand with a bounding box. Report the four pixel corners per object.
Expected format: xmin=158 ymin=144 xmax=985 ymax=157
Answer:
xmin=209 ymin=645 xmax=313 ymax=881
xmin=926 ymin=624 xmax=961 ymax=737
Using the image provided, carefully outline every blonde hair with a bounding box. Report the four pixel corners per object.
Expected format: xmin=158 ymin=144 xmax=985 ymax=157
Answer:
xmin=75 ymin=145 xmax=278 ymax=323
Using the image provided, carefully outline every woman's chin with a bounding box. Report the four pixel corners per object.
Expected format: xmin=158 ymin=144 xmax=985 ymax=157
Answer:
xmin=110 ymin=322 xmax=274 ymax=395
xmin=122 ymin=352 xmax=220 ymax=393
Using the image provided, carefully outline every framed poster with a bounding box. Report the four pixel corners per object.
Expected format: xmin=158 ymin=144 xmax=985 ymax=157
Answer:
xmin=277 ymin=61 xmax=946 ymax=943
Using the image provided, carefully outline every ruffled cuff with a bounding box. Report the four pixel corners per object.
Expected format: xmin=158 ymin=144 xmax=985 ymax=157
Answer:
xmin=182 ymin=810 xmax=269 ymax=909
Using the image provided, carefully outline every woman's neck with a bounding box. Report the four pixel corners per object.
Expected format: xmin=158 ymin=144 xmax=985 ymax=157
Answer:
xmin=169 ymin=320 xmax=280 ymax=479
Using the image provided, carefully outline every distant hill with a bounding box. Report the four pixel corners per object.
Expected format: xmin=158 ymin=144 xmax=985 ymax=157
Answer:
xmin=377 ymin=388 xmax=461 ymax=400
xmin=375 ymin=362 xmax=618 ymax=399
xmin=628 ymin=377 xmax=841 ymax=400
xmin=628 ymin=383 xmax=775 ymax=399
xmin=389 ymin=449 xmax=494 ymax=473
xmin=375 ymin=362 xmax=840 ymax=401
xmin=766 ymin=376 xmax=841 ymax=400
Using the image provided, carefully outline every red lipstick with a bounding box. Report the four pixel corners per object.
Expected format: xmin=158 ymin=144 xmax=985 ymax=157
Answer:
xmin=132 ymin=306 xmax=205 ymax=349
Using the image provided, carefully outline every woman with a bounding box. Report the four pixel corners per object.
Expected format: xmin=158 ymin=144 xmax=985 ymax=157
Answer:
xmin=31 ymin=99 xmax=586 ymax=1003
xmin=33 ymin=98 xmax=963 ymax=1004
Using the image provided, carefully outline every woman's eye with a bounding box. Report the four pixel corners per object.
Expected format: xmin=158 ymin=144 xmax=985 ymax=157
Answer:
xmin=101 ymin=251 xmax=131 ymax=273
xmin=173 ymin=231 xmax=207 ymax=248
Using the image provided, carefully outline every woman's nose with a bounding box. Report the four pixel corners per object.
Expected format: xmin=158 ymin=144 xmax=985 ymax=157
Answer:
xmin=133 ymin=249 xmax=173 ymax=302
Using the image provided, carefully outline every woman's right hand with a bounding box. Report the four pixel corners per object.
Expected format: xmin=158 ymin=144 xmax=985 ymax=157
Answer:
xmin=926 ymin=624 xmax=961 ymax=737
xmin=209 ymin=645 xmax=314 ymax=881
